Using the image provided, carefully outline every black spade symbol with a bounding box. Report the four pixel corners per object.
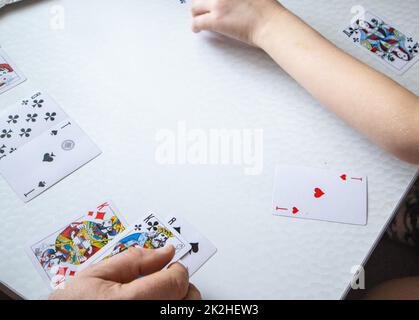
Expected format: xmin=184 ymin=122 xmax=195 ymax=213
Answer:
xmin=43 ymin=153 xmax=55 ymax=162
xmin=174 ymin=227 xmax=181 ymax=234
xmin=38 ymin=181 xmax=46 ymax=188
xmin=51 ymin=130 xmax=58 ymax=136
xmin=190 ymin=243 xmax=199 ymax=254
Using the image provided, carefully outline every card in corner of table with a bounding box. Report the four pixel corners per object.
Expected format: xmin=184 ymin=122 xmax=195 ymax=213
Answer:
xmin=272 ymin=165 xmax=367 ymax=225
xmin=0 ymin=47 xmax=27 ymax=95
xmin=342 ymin=9 xmax=419 ymax=74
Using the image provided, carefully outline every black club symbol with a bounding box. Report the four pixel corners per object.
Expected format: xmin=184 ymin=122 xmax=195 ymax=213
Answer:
xmin=7 ymin=115 xmax=19 ymax=124
xmin=32 ymin=99 xmax=44 ymax=108
xmin=9 ymin=147 xmax=16 ymax=154
xmin=408 ymin=37 xmax=413 ymax=42
xmin=0 ymin=129 xmax=12 ymax=139
xmin=134 ymin=224 xmax=142 ymax=231
xmin=147 ymin=221 xmax=159 ymax=231
xmin=45 ymin=112 xmax=57 ymax=122
xmin=21 ymin=100 xmax=29 ymax=106
xmin=0 ymin=145 xmax=6 ymax=154
xmin=353 ymin=38 xmax=360 ymax=43
xmin=19 ymin=128 xmax=32 ymax=138
xmin=26 ymin=113 xmax=38 ymax=122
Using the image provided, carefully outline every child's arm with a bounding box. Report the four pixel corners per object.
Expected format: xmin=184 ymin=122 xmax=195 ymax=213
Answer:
xmin=191 ymin=0 xmax=419 ymax=164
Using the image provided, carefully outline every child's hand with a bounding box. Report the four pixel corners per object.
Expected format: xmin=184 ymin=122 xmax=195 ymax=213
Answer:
xmin=191 ymin=0 xmax=284 ymax=47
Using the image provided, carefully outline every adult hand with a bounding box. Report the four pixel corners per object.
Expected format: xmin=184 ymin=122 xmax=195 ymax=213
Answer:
xmin=49 ymin=245 xmax=201 ymax=300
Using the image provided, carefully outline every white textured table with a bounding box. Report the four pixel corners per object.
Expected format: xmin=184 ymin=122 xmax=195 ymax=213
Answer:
xmin=0 ymin=0 xmax=418 ymax=300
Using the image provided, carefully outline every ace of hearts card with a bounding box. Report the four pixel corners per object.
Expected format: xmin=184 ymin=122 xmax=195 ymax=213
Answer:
xmin=26 ymin=201 xmax=128 ymax=290
xmin=272 ymin=166 xmax=367 ymax=225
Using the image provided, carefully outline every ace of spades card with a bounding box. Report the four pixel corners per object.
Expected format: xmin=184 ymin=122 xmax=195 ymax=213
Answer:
xmin=26 ymin=201 xmax=128 ymax=290
xmin=85 ymin=213 xmax=191 ymax=268
xmin=342 ymin=9 xmax=419 ymax=74
xmin=0 ymin=91 xmax=101 ymax=202
xmin=0 ymin=47 xmax=26 ymax=95
xmin=272 ymin=166 xmax=367 ymax=225
xmin=166 ymin=215 xmax=217 ymax=277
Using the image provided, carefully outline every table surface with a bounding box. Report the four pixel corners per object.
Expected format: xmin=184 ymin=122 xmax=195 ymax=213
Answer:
xmin=0 ymin=0 xmax=418 ymax=300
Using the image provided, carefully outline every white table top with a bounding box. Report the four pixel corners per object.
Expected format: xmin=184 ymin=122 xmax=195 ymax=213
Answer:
xmin=0 ymin=0 xmax=418 ymax=300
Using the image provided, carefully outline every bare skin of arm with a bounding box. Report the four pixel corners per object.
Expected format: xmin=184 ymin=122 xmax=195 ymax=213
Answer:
xmin=365 ymin=277 xmax=419 ymax=300
xmin=191 ymin=0 xmax=419 ymax=163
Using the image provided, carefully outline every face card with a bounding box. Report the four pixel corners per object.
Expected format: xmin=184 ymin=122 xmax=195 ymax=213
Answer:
xmin=0 ymin=47 xmax=26 ymax=95
xmin=272 ymin=166 xmax=367 ymax=225
xmin=26 ymin=201 xmax=128 ymax=290
xmin=166 ymin=215 xmax=217 ymax=277
xmin=343 ymin=9 xmax=419 ymax=74
xmin=86 ymin=213 xmax=191 ymax=268
xmin=0 ymin=91 xmax=68 ymax=161
xmin=0 ymin=118 xmax=101 ymax=202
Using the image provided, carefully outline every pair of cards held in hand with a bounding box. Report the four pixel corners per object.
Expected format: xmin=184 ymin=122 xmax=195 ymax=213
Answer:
xmin=272 ymin=166 xmax=367 ymax=225
xmin=27 ymin=201 xmax=217 ymax=290
xmin=0 ymin=91 xmax=101 ymax=202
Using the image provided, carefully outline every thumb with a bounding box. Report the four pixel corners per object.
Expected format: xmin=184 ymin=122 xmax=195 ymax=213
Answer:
xmin=81 ymin=245 xmax=175 ymax=283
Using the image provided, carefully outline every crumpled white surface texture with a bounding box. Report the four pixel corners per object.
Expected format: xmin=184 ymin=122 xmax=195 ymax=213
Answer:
xmin=0 ymin=0 xmax=417 ymax=299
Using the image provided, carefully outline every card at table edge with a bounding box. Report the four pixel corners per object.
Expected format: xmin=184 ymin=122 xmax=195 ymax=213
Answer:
xmin=25 ymin=200 xmax=129 ymax=289
xmin=341 ymin=9 xmax=419 ymax=75
xmin=0 ymin=47 xmax=27 ymax=95
xmin=166 ymin=215 xmax=218 ymax=276
xmin=82 ymin=213 xmax=192 ymax=269
xmin=271 ymin=166 xmax=368 ymax=226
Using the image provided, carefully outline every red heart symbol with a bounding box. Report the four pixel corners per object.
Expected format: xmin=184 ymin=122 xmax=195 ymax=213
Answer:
xmin=292 ymin=207 xmax=299 ymax=214
xmin=314 ymin=188 xmax=325 ymax=198
xmin=340 ymin=174 xmax=347 ymax=181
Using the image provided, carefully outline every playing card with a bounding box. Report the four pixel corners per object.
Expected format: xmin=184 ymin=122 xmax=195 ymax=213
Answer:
xmin=166 ymin=215 xmax=217 ymax=277
xmin=26 ymin=201 xmax=128 ymax=290
xmin=0 ymin=91 xmax=68 ymax=161
xmin=0 ymin=47 xmax=26 ymax=95
xmin=343 ymin=9 xmax=419 ymax=74
xmin=272 ymin=166 xmax=367 ymax=225
xmin=85 ymin=213 xmax=191 ymax=268
xmin=0 ymin=118 xmax=101 ymax=202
